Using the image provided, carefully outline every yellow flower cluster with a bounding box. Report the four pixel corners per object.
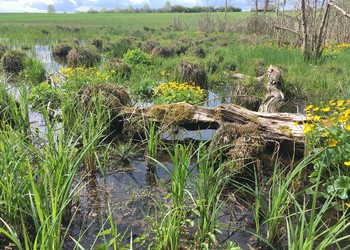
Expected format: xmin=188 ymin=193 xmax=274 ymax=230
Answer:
xmin=323 ymin=43 xmax=350 ymax=56
xmin=153 ymin=81 xmax=206 ymax=105
xmin=59 ymin=67 xmax=114 ymax=84
xmin=303 ymin=99 xmax=350 ymax=165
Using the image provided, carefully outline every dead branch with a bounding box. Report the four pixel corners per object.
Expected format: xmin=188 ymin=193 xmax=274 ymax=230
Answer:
xmin=328 ymin=1 xmax=350 ymax=18
xmin=274 ymin=25 xmax=301 ymax=37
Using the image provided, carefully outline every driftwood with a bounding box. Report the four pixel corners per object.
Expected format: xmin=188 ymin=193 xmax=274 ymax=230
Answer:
xmin=258 ymin=65 xmax=285 ymax=113
xmin=231 ymin=65 xmax=285 ymax=113
xmin=221 ymin=103 xmax=305 ymax=158
xmin=121 ymin=102 xmax=306 ymax=157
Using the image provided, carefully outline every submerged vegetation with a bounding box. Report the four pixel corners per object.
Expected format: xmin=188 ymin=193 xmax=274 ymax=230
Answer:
xmin=1 ymin=8 xmax=350 ymax=249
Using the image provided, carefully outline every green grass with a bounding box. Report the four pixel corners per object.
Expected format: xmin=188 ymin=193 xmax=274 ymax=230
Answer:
xmin=0 ymin=12 xmax=252 ymax=45
xmin=2 ymin=10 xmax=350 ymax=250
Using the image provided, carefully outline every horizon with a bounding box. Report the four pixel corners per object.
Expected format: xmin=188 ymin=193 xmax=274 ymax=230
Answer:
xmin=0 ymin=0 xmax=254 ymax=13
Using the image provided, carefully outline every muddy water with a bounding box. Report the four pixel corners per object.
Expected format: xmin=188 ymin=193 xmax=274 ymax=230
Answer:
xmin=30 ymin=45 xmax=256 ymax=249
xmin=66 ymin=160 xmax=172 ymax=248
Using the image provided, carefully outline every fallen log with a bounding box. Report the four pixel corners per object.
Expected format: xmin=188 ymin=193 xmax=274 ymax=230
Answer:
xmin=121 ymin=102 xmax=306 ymax=157
xmin=121 ymin=102 xmax=221 ymax=131
xmin=221 ymin=103 xmax=306 ymax=158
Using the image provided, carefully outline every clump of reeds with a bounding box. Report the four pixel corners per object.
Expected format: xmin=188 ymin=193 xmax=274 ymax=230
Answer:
xmin=77 ymin=83 xmax=131 ymax=134
xmin=0 ymin=43 xmax=8 ymax=59
xmin=104 ymin=58 xmax=131 ymax=79
xmin=178 ymin=61 xmax=207 ymax=89
xmin=211 ymin=122 xmax=265 ymax=173
xmin=2 ymin=50 xmax=26 ymax=73
xmin=67 ymin=46 xmax=101 ymax=67
xmin=152 ymin=46 xmax=174 ymax=58
xmin=52 ymin=41 xmax=76 ymax=59
xmin=91 ymin=39 xmax=103 ymax=51
xmin=142 ymin=40 xmax=159 ymax=53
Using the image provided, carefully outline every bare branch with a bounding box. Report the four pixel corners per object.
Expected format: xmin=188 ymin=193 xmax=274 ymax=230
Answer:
xmin=328 ymin=1 xmax=350 ymax=18
xmin=274 ymin=25 xmax=301 ymax=37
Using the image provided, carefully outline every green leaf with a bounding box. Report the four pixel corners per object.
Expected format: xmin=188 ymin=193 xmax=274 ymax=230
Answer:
xmin=327 ymin=175 xmax=350 ymax=199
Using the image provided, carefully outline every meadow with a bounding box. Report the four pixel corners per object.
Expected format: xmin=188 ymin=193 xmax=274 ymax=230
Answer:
xmin=0 ymin=11 xmax=350 ymax=250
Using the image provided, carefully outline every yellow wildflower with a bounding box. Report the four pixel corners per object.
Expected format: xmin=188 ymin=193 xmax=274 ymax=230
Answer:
xmin=328 ymin=139 xmax=338 ymax=147
xmin=305 ymin=105 xmax=313 ymax=111
xmin=313 ymin=115 xmax=321 ymax=121
xmin=322 ymin=131 xmax=330 ymax=137
xmin=346 ymin=124 xmax=350 ymax=131
xmin=312 ymin=107 xmax=319 ymax=111
xmin=344 ymin=161 xmax=350 ymax=167
xmin=337 ymin=100 xmax=345 ymax=107
xmin=321 ymin=107 xmax=330 ymax=112
xmin=339 ymin=115 xmax=348 ymax=123
xmin=303 ymin=124 xmax=314 ymax=134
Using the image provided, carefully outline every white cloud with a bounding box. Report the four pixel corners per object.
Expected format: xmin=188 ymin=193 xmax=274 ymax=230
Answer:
xmin=0 ymin=0 xmax=252 ymax=13
xmin=0 ymin=0 xmax=43 ymax=12
xmin=75 ymin=5 xmax=93 ymax=11
xmin=129 ymin=0 xmax=148 ymax=5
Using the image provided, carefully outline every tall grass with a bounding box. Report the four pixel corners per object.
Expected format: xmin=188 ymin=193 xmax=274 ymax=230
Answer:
xmin=25 ymin=57 xmax=46 ymax=85
xmin=0 ymin=87 xmax=113 ymax=249
xmin=193 ymin=143 xmax=228 ymax=249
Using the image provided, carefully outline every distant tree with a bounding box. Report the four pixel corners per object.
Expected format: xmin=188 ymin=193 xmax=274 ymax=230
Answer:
xmin=163 ymin=1 xmax=172 ymax=12
xmin=171 ymin=5 xmax=188 ymax=12
xmin=143 ymin=3 xmax=151 ymax=13
xmin=101 ymin=7 xmax=107 ymax=13
xmin=87 ymin=8 xmax=98 ymax=14
xmin=47 ymin=4 xmax=55 ymax=14
xmin=114 ymin=6 xmax=120 ymax=13
xmin=127 ymin=5 xmax=134 ymax=13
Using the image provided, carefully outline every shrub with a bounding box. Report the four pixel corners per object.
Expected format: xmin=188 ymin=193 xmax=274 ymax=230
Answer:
xmin=123 ymin=48 xmax=151 ymax=66
xmin=130 ymin=78 xmax=158 ymax=99
xmin=29 ymin=82 xmax=63 ymax=111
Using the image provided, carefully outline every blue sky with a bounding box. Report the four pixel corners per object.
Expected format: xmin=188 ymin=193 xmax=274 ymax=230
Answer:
xmin=0 ymin=0 xmax=253 ymax=13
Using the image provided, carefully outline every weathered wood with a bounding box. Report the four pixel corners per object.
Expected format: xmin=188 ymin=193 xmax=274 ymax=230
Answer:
xmin=221 ymin=103 xmax=305 ymax=156
xmin=121 ymin=102 xmax=306 ymax=157
xmin=258 ymin=65 xmax=285 ymax=113
xmin=121 ymin=103 xmax=221 ymax=131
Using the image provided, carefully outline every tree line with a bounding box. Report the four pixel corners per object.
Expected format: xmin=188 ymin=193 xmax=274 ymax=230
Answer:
xmin=48 ymin=3 xmax=241 ymax=14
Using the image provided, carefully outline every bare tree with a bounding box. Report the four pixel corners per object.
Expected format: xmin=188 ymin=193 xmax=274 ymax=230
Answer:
xmin=276 ymin=0 xmax=350 ymax=60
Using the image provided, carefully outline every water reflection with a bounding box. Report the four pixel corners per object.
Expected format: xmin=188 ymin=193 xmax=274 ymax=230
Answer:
xmin=34 ymin=44 xmax=62 ymax=74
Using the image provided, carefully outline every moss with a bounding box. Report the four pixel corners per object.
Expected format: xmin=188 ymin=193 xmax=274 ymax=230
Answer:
xmin=213 ymin=108 xmax=221 ymax=121
xmin=278 ymin=125 xmax=294 ymax=137
xmin=149 ymin=103 xmax=195 ymax=125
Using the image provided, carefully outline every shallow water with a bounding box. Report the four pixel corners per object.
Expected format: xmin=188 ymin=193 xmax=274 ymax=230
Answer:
xmin=30 ymin=44 xmax=252 ymax=249
xmin=34 ymin=44 xmax=62 ymax=74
